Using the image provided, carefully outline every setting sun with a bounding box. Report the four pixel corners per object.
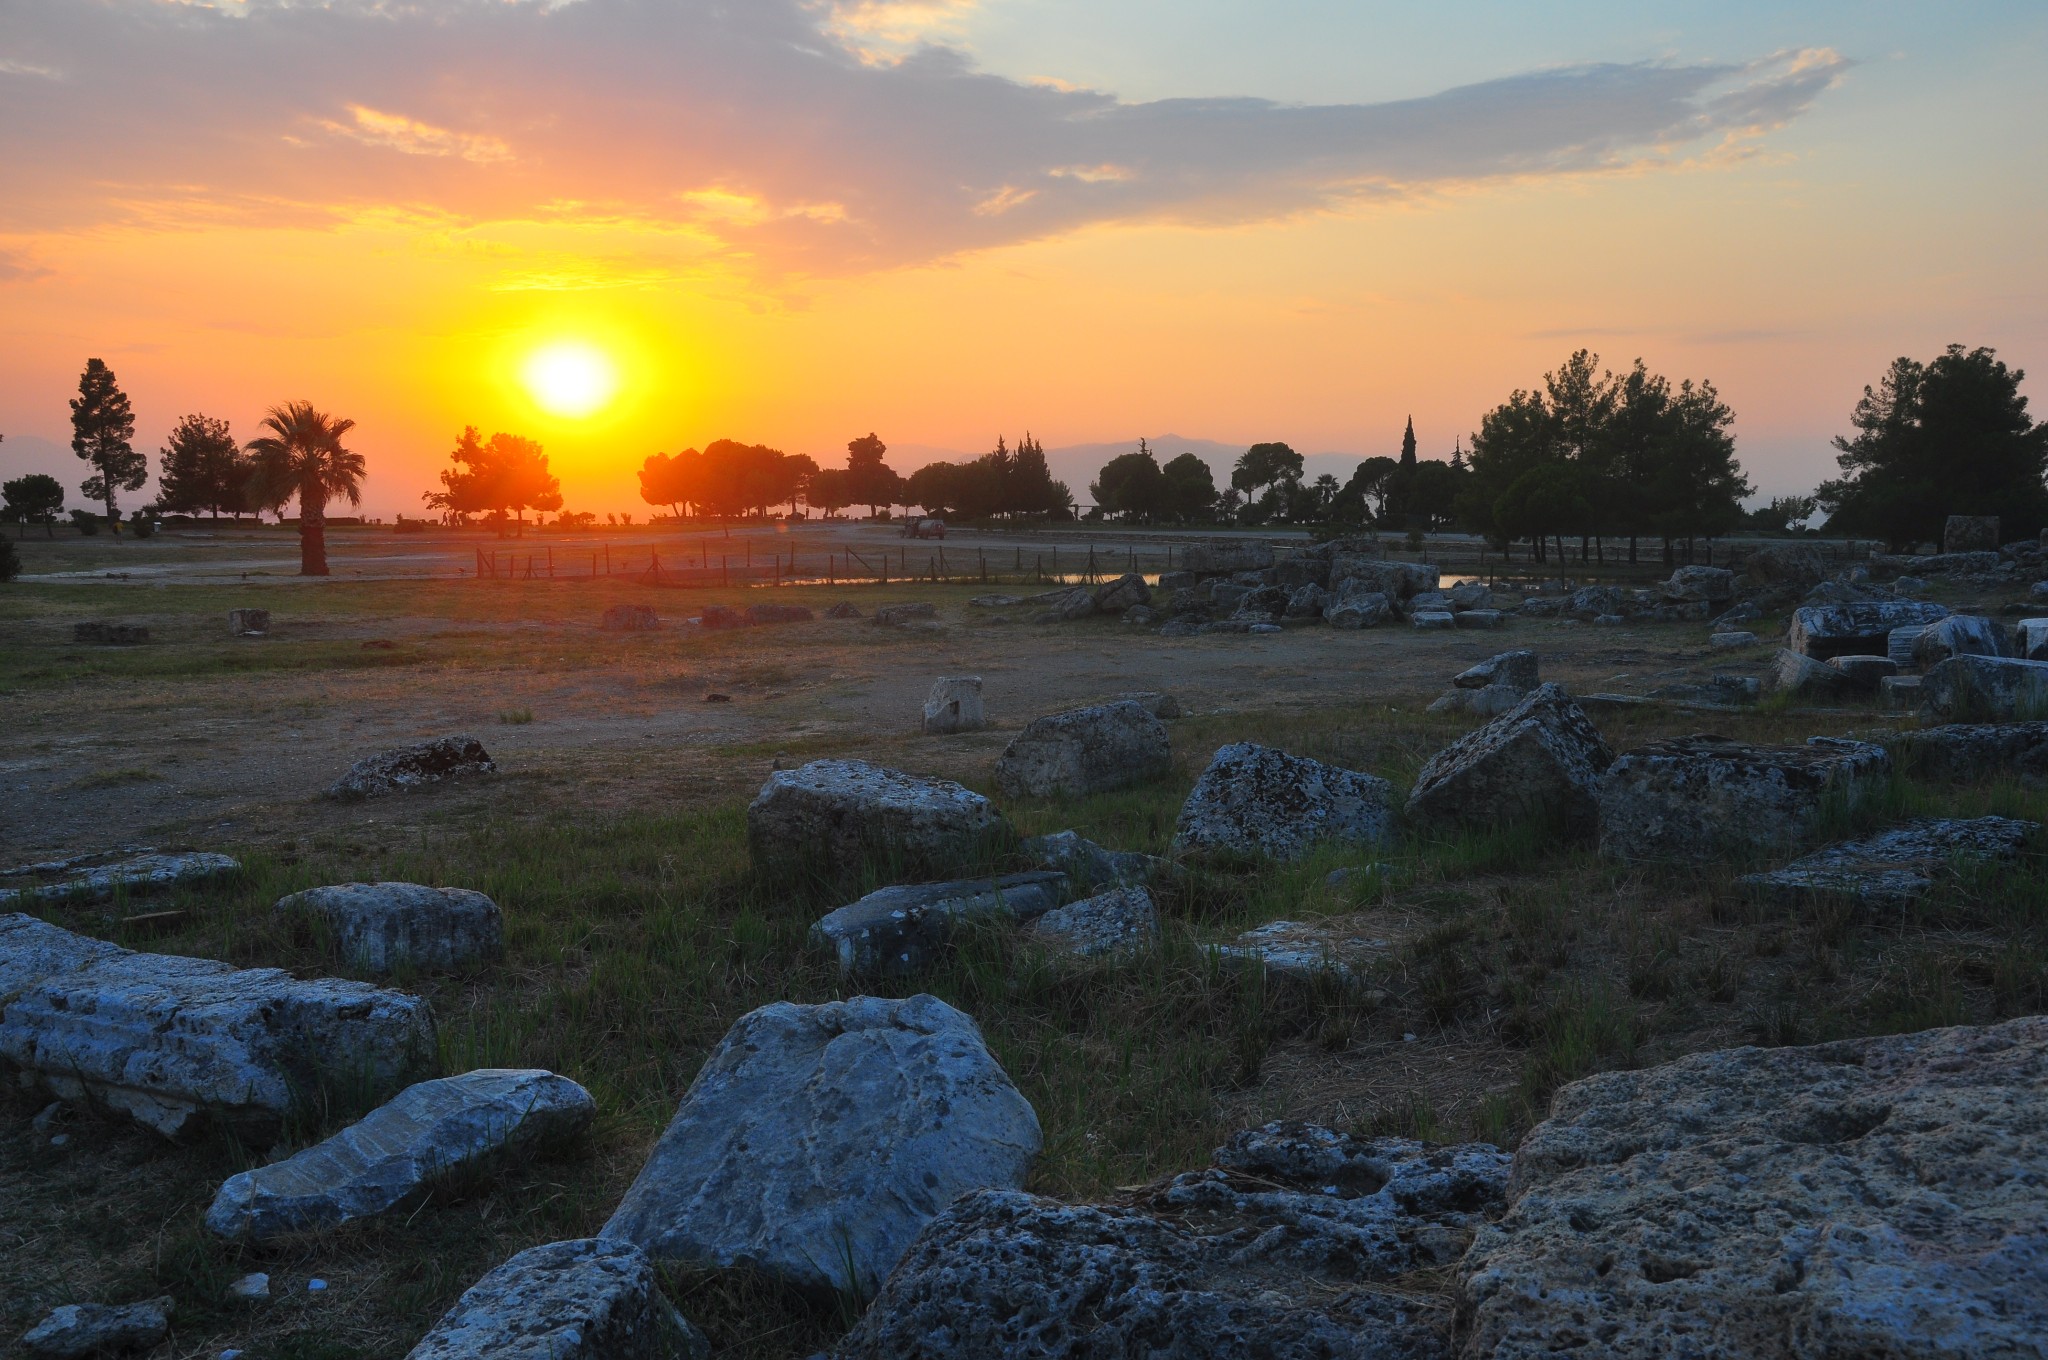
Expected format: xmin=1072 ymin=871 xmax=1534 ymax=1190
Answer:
xmin=521 ymin=341 xmax=620 ymax=418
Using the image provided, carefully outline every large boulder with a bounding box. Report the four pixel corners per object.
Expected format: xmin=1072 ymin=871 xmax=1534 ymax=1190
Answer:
xmin=1921 ymin=654 xmax=2048 ymax=720
xmin=1330 ymin=556 xmax=1438 ymax=600
xmin=746 ymin=760 xmax=1012 ymax=885
xmin=228 ymin=607 xmax=271 ymax=636
xmin=1827 ymin=654 xmax=1899 ymax=691
xmin=1232 ymin=583 xmax=1291 ymax=622
xmin=1454 ymin=649 xmax=1538 ymax=691
xmin=1092 ymin=572 xmax=1150 ymax=613
xmin=1787 ymin=601 xmax=1950 ymax=660
xmin=1406 ymin=685 xmax=1614 ymax=837
xmin=1596 ymin=735 xmax=1890 ymax=864
xmin=602 ymin=995 xmax=1040 ymax=1295
xmin=0 ymin=849 xmax=238 ymax=907
xmin=275 ymin=882 xmax=503 ymax=974
xmin=330 ymin=736 xmax=496 ymax=800
xmin=2017 ymin=618 xmax=2048 ymax=661
xmin=1911 ymin=613 xmax=2008 ymax=666
xmin=1460 ymin=1017 xmax=2048 ymax=1360
xmin=1036 ymin=587 xmax=1097 ymax=623
xmin=206 ymin=1069 xmax=594 ymax=1241
xmin=810 ymin=872 xmax=1068 ymax=976
xmin=407 ymin=1238 xmax=707 ymax=1360
xmin=20 ymin=1298 xmax=172 ymax=1359
xmin=1661 ymin=565 xmax=1734 ymax=603
xmin=1737 ymin=816 xmax=2038 ymax=909
xmin=1027 ymin=886 xmax=1159 ymax=958
xmin=1889 ymin=721 xmax=2048 ymax=786
xmin=1180 ymin=541 xmax=1275 ymax=575
xmin=1768 ymin=648 xmax=1852 ymax=700
xmin=1738 ymin=541 xmax=1828 ymax=591
xmin=0 ymin=913 xmax=436 ymax=1140
xmin=1945 ymin=513 xmax=2000 ymax=552
xmin=994 ymin=701 xmax=1171 ymax=800
xmin=832 ymin=1122 xmax=1507 ymax=1360
xmin=920 ymin=675 xmax=985 ymax=735
xmin=1568 ymin=585 xmax=1625 ymax=621
xmin=1284 ymin=582 xmax=1331 ymax=619
xmin=1173 ymin=743 xmax=1396 ymax=862
xmin=1426 ymin=684 xmax=1526 ymax=718
xmin=1326 ymin=586 xmax=1394 ymax=630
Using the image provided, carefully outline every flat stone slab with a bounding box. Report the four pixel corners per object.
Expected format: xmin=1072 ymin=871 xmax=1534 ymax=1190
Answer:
xmin=1890 ymin=720 xmax=2048 ymax=786
xmin=993 ymin=701 xmax=1171 ymax=800
xmin=208 ymin=1069 xmax=593 ymax=1241
xmin=1597 ymin=735 xmax=1890 ymax=864
xmin=1788 ymin=600 xmax=1950 ymax=660
xmin=275 ymin=882 xmax=504 ymax=973
xmin=1173 ymin=743 xmax=1396 ymax=863
xmin=1028 ymin=886 xmax=1158 ymax=958
xmin=21 ymin=1297 xmax=172 ymax=1358
xmin=407 ymin=1238 xmax=707 ymax=1360
xmin=330 ymin=736 xmax=496 ymax=800
xmin=809 ymin=872 xmax=1068 ymax=976
xmin=833 ymin=1122 xmax=1506 ymax=1360
xmin=0 ymin=849 xmax=239 ymax=906
xmin=1922 ymin=654 xmax=2048 ymax=720
xmin=1461 ymin=1016 xmax=2048 ymax=1360
xmin=1738 ymin=816 xmax=2038 ymax=909
xmin=0 ymin=913 xmax=436 ymax=1140
xmin=1211 ymin=919 xmax=1387 ymax=987
xmin=603 ymin=994 xmax=1040 ymax=1295
xmin=746 ymin=759 xmax=1011 ymax=886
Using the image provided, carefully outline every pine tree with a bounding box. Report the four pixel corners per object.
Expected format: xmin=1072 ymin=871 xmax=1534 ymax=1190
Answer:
xmin=70 ymin=359 xmax=145 ymax=533
xmin=156 ymin=414 xmax=247 ymax=518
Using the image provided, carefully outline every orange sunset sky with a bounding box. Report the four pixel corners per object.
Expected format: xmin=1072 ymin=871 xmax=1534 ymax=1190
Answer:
xmin=2 ymin=1 xmax=2044 ymax=518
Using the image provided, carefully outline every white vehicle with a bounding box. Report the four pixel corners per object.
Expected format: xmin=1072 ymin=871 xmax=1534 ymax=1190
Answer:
xmin=903 ymin=517 xmax=948 ymax=540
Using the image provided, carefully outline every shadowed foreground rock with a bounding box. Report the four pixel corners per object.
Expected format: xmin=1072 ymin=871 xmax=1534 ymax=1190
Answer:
xmin=1597 ymin=735 xmax=1889 ymax=863
xmin=1461 ymin=1016 xmax=2048 ymax=1360
xmin=207 ymin=1069 xmax=594 ymax=1241
xmin=603 ymin=994 xmax=1040 ymax=1295
xmin=407 ymin=1239 xmax=706 ymax=1360
xmin=747 ymin=759 xmax=1012 ymax=885
xmin=1020 ymin=829 xmax=1171 ymax=890
xmin=1736 ymin=816 xmax=2038 ymax=909
xmin=832 ymin=1122 xmax=1507 ymax=1360
xmin=0 ymin=913 xmax=435 ymax=1140
xmin=994 ymin=700 xmax=1171 ymax=799
xmin=1174 ymin=743 xmax=1396 ymax=861
xmin=20 ymin=1298 xmax=171 ymax=1359
xmin=1407 ymin=684 xmax=1613 ymax=836
xmin=275 ymin=881 xmax=504 ymax=973
xmin=330 ymin=736 xmax=496 ymax=800
xmin=1890 ymin=720 xmax=2048 ymax=786
xmin=0 ymin=849 xmax=239 ymax=907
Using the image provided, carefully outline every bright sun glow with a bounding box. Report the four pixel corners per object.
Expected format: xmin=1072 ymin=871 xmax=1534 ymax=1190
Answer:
xmin=522 ymin=341 xmax=620 ymax=418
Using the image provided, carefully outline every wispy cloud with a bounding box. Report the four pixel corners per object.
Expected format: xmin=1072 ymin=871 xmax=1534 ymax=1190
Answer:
xmin=0 ymin=1 xmax=1849 ymax=280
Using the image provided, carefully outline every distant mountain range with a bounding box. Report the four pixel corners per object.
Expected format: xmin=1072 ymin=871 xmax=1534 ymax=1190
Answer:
xmin=889 ymin=434 xmax=1371 ymax=503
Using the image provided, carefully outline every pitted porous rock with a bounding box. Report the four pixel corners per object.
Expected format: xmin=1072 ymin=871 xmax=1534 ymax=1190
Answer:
xmin=1173 ymin=743 xmax=1397 ymax=862
xmin=994 ymin=701 xmax=1171 ymax=800
xmin=1912 ymin=613 xmax=2009 ymax=666
xmin=833 ymin=1122 xmax=1505 ymax=1360
xmin=0 ymin=849 xmax=239 ymax=907
xmin=1407 ymin=685 xmax=1613 ymax=837
xmin=1786 ymin=600 xmax=1950 ymax=661
xmin=0 ymin=913 xmax=435 ymax=1140
xmin=1890 ymin=720 xmax=2048 ymax=786
xmin=20 ymin=1297 xmax=172 ymax=1359
xmin=1736 ymin=816 xmax=2038 ymax=909
xmin=1460 ymin=1016 xmax=2048 ymax=1360
xmin=407 ymin=1238 xmax=706 ymax=1360
xmin=330 ymin=736 xmax=496 ymax=800
xmin=1452 ymin=649 xmax=1539 ymax=691
xmin=746 ymin=759 xmax=1012 ymax=885
xmin=1019 ymin=829 xmax=1171 ymax=890
xmin=1092 ymin=572 xmax=1151 ymax=613
xmin=1028 ymin=886 xmax=1158 ymax=958
xmin=1921 ymin=654 xmax=2048 ymax=720
xmin=1326 ymin=585 xmax=1395 ymax=629
xmin=275 ymin=882 xmax=504 ymax=973
xmin=603 ymin=995 xmax=1040 ymax=1296
xmin=1596 ymin=735 xmax=1889 ymax=863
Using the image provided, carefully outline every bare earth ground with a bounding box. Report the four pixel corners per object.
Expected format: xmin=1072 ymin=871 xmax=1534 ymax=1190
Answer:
xmin=2 ymin=525 xmax=2041 ymax=1359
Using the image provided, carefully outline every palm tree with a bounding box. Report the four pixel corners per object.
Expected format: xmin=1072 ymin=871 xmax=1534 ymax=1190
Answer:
xmin=245 ymin=402 xmax=363 ymax=576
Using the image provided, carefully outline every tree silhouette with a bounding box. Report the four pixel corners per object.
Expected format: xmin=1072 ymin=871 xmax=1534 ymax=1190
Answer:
xmin=3 ymin=472 xmax=67 ymax=538
xmin=245 ymin=401 xmax=363 ymax=576
xmin=70 ymin=359 xmax=144 ymax=533
xmin=156 ymin=414 xmax=249 ymax=519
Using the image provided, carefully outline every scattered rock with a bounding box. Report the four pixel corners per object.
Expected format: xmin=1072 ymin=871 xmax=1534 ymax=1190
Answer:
xmin=2016 ymin=618 xmax=2048 ymax=660
xmin=994 ymin=701 xmax=1171 ymax=800
xmin=1662 ymin=565 xmax=1735 ymax=603
xmin=968 ymin=593 xmax=1020 ymax=608
xmin=1921 ymin=654 xmax=2048 ymax=720
xmin=72 ymin=622 xmax=150 ymax=645
xmin=1330 ymin=557 xmax=1439 ymax=600
xmin=1157 ymin=569 xmax=1199 ymax=591
xmin=824 ymin=601 xmax=864 ymax=619
xmin=920 ymin=676 xmax=985 ymax=735
xmin=873 ymin=602 xmax=938 ymax=626
xmin=0 ymin=913 xmax=435 ymax=1140
xmin=1769 ymin=647 xmax=1852 ymax=700
xmin=1787 ymin=600 xmax=1950 ymax=660
xmin=603 ymin=995 xmax=1040 ymax=1295
xmin=1326 ymin=586 xmax=1394 ymax=630
xmin=1028 ymin=886 xmax=1158 ymax=957
xmin=746 ymin=602 xmax=813 ymax=625
xmin=1123 ymin=604 xmax=1161 ymax=626
xmin=834 ymin=1122 xmax=1507 ymax=1360
xmin=1461 ymin=1016 xmax=2048 ymax=1360
xmin=1447 ymin=580 xmax=1494 ymax=610
xmin=1407 ymin=684 xmax=1614 ymax=837
xmin=330 ymin=736 xmax=496 ymax=800
xmin=1711 ymin=630 xmax=1758 ymax=648
xmin=1180 ymin=541 xmax=1275 ymax=575
xmin=227 ymin=1273 xmax=270 ymax=1303
xmin=1411 ymin=610 xmax=1456 ymax=630
xmin=20 ymin=1298 xmax=172 ymax=1358
xmin=1738 ymin=816 xmax=2038 ymax=908
xmin=1597 ymin=735 xmax=1890 ymax=864
xmin=1453 ymin=608 xmax=1504 ymax=629
xmin=1567 ymin=585 xmax=1625 ymax=620
xmin=697 ymin=604 xmax=746 ymax=630
xmin=1232 ymin=583 xmax=1291 ymax=621
xmin=1911 ymin=613 xmax=2009 ymax=666
xmin=228 ymin=607 xmax=271 ymax=636
xmin=1426 ymin=684 xmax=1526 ymax=717
xmin=1945 ymin=512 xmax=2000 ymax=552
xmin=809 ymin=872 xmax=1068 ymax=976
xmin=746 ymin=759 xmax=1011 ymax=886
xmin=1827 ymin=653 xmax=1899 ymax=691
xmin=207 ymin=1069 xmax=595 ymax=1241
xmin=1213 ymin=920 xmax=1385 ymax=986
xmin=1092 ymin=572 xmax=1150 ymax=613
xmin=1880 ymin=674 xmax=1925 ymax=707
xmin=1117 ymin=690 xmax=1183 ymax=719
xmin=1019 ymin=830 xmax=1170 ymax=890
xmin=1454 ymin=649 xmax=1539 ymax=691
xmin=1173 ymin=743 xmax=1396 ymax=862
xmin=1737 ymin=541 xmax=1828 ymax=592
xmin=600 ymin=604 xmax=659 ymax=631
xmin=702 ymin=692 xmax=731 ymax=704
xmin=1285 ymin=582 xmax=1331 ymax=618
xmin=1035 ymin=587 xmax=1097 ymax=623
xmin=1889 ymin=720 xmax=2048 ymax=786
xmin=407 ymin=1238 xmax=707 ymax=1360
xmin=0 ymin=849 xmax=239 ymax=907
xmin=275 ymin=882 xmax=504 ymax=974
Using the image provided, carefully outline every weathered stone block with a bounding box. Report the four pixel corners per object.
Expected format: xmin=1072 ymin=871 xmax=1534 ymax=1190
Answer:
xmin=408 ymin=1239 xmax=707 ymax=1360
xmin=1596 ymin=735 xmax=1889 ymax=864
xmin=747 ymin=760 xmax=1011 ymax=885
xmin=809 ymin=872 xmax=1067 ymax=976
xmin=994 ymin=701 xmax=1171 ymax=799
xmin=1173 ymin=743 xmax=1396 ymax=862
xmin=330 ymin=737 xmax=496 ymax=800
xmin=920 ymin=675 xmax=985 ymax=735
xmin=1407 ymin=684 xmax=1613 ymax=836
xmin=275 ymin=882 xmax=503 ymax=974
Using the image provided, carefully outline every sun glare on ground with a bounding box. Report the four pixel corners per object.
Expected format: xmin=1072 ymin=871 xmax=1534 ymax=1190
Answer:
xmin=521 ymin=341 xmax=620 ymax=418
